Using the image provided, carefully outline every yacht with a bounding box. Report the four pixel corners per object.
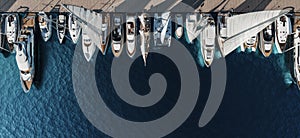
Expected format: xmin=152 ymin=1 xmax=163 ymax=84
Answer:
xmin=200 ymin=15 xmax=216 ymax=67
xmin=185 ymin=13 xmax=198 ymax=44
xmin=16 ymin=13 xmax=36 ymax=93
xmin=126 ymin=14 xmax=136 ymax=58
xmin=5 ymin=13 xmax=19 ymax=52
xmin=82 ymin=25 xmax=96 ymax=62
xmin=100 ymin=13 xmax=110 ymax=55
xmin=217 ymin=12 xmax=231 ymax=51
xmin=294 ymin=16 xmax=300 ymax=88
xmin=138 ymin=13 xmax=151 ymax=66
xmin=240 ymin=35 xmax=258 ymax=52
xmin=275 ymin=15 xmax=291 ymax=53
xmin=68 ymin=13 xmax=81 ymax=44
xmin=56 ymin=14 xmax=66 ymax=44
xmin=174 ymin=14 xmax=183 ymax=39
xmin=259 ymin=24 xmax=274 ymax=57
xmin=38 ymin=12 xmax=52 ymax=42
xmin=153 ymin=11 xmax=172 ymax=47
xmin=111 ymin=14 xmax=123 ymax=57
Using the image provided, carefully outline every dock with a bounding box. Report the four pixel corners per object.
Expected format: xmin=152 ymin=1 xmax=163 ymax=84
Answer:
xmin=1 ymin=0 xmax=300 ymax=13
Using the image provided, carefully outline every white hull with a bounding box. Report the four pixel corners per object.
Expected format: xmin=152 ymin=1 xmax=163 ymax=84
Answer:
xmin=68 ymin=14 xmax=81 ymax=44
xmin=17 ymin=13 xmax=35 ymax=93
xmin=259 ymin=24 xmax=274 ymax=57
xmin=126 ymin=14 xmax=136 ymax=58
xmin=82 ymin=26 xmax=96 ymax=62
xmin=111 ymin=14 xmax=123 ymax=57
xmin=275 ymin=15 xmax=292 ymax=53
xmin=139 ymin=13 xmax=151 ymax=66
xmin=200 ymin=15 xmax=216 ymax=67
xmin=56 ymin=14 xmax=66 ymax=44
xmin=294 ymin=16 xmax=300 ymax=88
xmin=185 ymin=13 xmax=198 ymax=44
xmin=5 ymin=14 xmax=19 ymax=52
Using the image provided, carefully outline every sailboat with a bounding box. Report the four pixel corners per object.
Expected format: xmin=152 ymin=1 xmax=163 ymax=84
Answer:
xmin=275 ymin=14 xmax=292 ymax=53
xmin=200 ymin=14 xmax=216 ymax=67
xmin=259 ymin=24 xmax=274 ymax=57
xmin=68 ymin=13 xmax=81 ymax=44
xmin=111 ymin=14 xmax=123 ymax=57
xmin=293 ymin=16 xmax=300 ymax=88
xmin=100 ymin=13 xmax=110 ymax=55
xmin=5 ymin=13 xmax=19 ymax=52
xmin=240 ymin=35 xmax=258 ymax=52
xmin=174 ymin=14 xmax=183 ymax=39
xmin=153 ymin=11 xmax=172 ymax=47
xmin=126 ymin=14 xmax=136 ymax=58
xmin=16 ymin=13 xmax=36 ymax=93
xmin=138 ymin=13 xmax=151 ymax=66
xmin=56 ymin=14 xmax=66 ymax=44
xmin=38 ymin=12 xmax=52 ymax=42
xmin=216 ymin=10 xmax=289 ymax=57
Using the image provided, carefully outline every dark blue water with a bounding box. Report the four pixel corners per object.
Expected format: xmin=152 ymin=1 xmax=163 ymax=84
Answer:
xmin=0 ymin=14 xmax=300 ymax=137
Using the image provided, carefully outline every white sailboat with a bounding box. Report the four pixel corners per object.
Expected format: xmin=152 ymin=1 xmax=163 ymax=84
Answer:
xmin=174 ymin=14 xmax=183 ymax=39
xmin=111 ymin=14 xmax=123 ymax=57
xmin=68 ymin=13 xmax=81 ymax=44
xmin=5 ymin=13 xmax=19 ymax=52
xmin=217 ymin=10 xmax=289 ymax=57
xmin=16 ymin=13 xmax=35 ymax=93
xmin=100 ymin=13 xmax=110 ymax=55
xmin=126 ymin=14 xmax=136 ymax=58
xmin=275 ymin=14 xmax=292 ymax=53
xmin=56 ymin=14 xmax=66 ymax=44
xmin=38 ymin=12 xmax=52 ymax=42
xmin=200 ymin=14 xmax=216 ymax=67
xmin=259 ymin=24 xmax=274 ymax=57
xmin=138 ymin=13 xmax=151 ymax=66
xmin=153 ymin=11 xmax=172 ymax=47
xmin=293 ymin=16 xmax=300 ymax=88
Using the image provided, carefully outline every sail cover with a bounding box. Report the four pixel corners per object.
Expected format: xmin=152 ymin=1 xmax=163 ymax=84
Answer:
xmin=222 ymin=10 xmax=289 ymax=56
xmin=62 ymin=4 xmax=102 ymax=46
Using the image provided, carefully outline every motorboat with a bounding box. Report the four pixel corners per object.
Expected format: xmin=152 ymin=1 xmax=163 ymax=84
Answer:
xmin=185 ymin=13 xmax=198 ymax=44
xmin=153 ymin=11 xmax=172 ymax=47
xmin=174 ymin=14 xmax=183 ymax=39
xmin=68 ymin=13 xmax=81 ymax=44
xmin=16 ymin=13 xmax=36 ymax=93
xmin=100 ymin=13 xmax=110 ymax=55
xmin=275 ymin=15 xmax=291 ymax=53
xmin=240 ymin=35 xmax=258 ymax=52
xmin=38 ymin=12 xmax=52 ymax=42
xmin=126 ymin=14 xmax=136 ymax=58
xmin=138 ymin=13 xmax=151 ymax=66
xmin=56 ymin=14 xmax=66 ymax=44
xmin=259 ymin=24 xmax=274 ymax=57
xmin=82 ymin=11 xmax=96 ymax=62
xmin=200 ymin=14 xmax=216 ymax=67
xmin=5 ymin=13 xmax=19 ymax=52
xmin=111 ymin=14 xmax=123 ymax=57
xmin=293 ymin=16 xmax=300 ymax=89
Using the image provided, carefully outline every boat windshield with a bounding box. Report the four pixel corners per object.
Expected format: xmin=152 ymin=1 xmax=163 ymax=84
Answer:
xmin=42 ymin=28 xmax=48 ymax=33
xmin=112 ymin=27 xmax=121 ymax=41
xmin=263 ymin=29 xmax=272 ymax=41
xmin=127 ymin=22 xmax=134 ymax=35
